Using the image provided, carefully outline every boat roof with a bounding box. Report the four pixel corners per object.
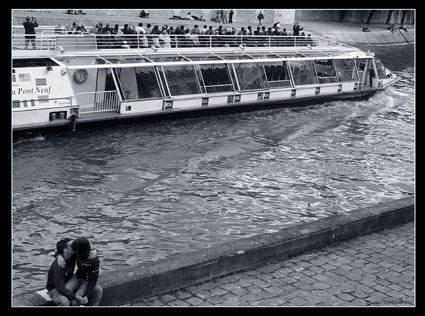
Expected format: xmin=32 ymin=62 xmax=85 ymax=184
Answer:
xmin=12 ymin=34 xmax=372 ymax=69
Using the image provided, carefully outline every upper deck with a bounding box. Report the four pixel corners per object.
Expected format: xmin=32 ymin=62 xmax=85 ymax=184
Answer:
xmin=12 ymin=32 xmax=360 ymax=59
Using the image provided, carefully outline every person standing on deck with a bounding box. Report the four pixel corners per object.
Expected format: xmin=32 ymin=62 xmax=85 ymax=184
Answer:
xmin=257 ymin=11 xmax=264 ymax=27
xmin=228 ymin=10 xmax=234 ymax=24
xmin=23 ymin=16 xmax=38 ymax=49
xmin=293 ymin=21 xmax=303 ymax=36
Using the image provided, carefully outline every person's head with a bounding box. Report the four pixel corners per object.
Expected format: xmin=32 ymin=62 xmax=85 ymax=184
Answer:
xmin=283 ymin=28 xmax=286 ymax=31
xmin=203 ymin=25 xmax=207 ymax=29
xmin=147 ymin=23 xmax=151 ymax=28
xmin=295 ymin=21 xmax=299 ymax=26
xmin=114 ymin=24 xmax=119 ymax=29
xmin=301 ymin=32 xmax=305 ymax=36
xmin=209 ymin=26 xmax=213 ymax=30
xmin=71 ymin=237 xmax=91 ymax=260
xmin=55 ymin=238 xmax=74 ymax=260
xmin=138 ymin=23 xmax=143 ymax=27
xmin=248 ymin=26 xmax=251 ymax=30
xmin=257 ymin=26 xmax=260 ymax=30
xmin=218 ymin=25 xmax=222 ymax=29
xmin=261 ymin=26 xmax=266 ymax=30
xmin=124 ymin=24 xmax=128 ymax=28
xmin=268 ymin=27 xmax=272 ymax=31
xmin=25 ymin=16 xmax=30 ymax=22
xmin=194 ymin=25 xmax=198 ymax=29
xmin=105 ymin=23 xmax=110 ymax=27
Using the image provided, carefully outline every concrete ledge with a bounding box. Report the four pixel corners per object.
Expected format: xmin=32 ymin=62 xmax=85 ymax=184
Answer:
xmin=13 ymin=196 xmax=414 ymax=306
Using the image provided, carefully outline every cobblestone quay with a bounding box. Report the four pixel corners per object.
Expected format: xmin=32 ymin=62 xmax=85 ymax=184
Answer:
xmin=127 ymin=221 xmax=414 ymax=307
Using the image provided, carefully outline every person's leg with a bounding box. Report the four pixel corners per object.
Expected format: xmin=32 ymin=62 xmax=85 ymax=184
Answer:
xmin=48 ymin=288 xmax=70 ymax=306
xmin=75 ymin=279 xmax=88 ymax=297
xmin=24 ymin=38 xmax=29 ymax=49
xmin=65 ymin=275 xmax=80 ymax=306
xmin=31 ymin=37 xmax=36 ymax=49
xmin=87 ymin=286 xmax=103 ymax=306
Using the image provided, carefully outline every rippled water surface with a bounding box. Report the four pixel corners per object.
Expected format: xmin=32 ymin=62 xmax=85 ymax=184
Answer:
xmin=12 ymin=44 xmax=414 ymax=295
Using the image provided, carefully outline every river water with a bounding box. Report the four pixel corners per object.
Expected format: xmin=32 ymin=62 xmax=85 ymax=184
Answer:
xmin=12 ymin=43 xmax=414 ymax=296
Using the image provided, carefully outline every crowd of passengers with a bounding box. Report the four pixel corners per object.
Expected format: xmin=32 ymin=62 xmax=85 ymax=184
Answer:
xmin=53 ymin=21 xmax=313 ymax=49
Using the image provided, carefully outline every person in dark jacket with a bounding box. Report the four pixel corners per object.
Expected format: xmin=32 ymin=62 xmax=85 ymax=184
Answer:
xmin=23 ymin=16 xmax=38 ymax=49
xmin=70 ymin=238 xmax=103 ymax=306
xmin=257 ymin=11 xmax=264 ymax=27
xmin=293 ymin=21 xmax=304 ymax=36
xmin=228 ymin=10 xmax=234 ymax=24
xmin=46 ymin=238 xmax=86 ymax=306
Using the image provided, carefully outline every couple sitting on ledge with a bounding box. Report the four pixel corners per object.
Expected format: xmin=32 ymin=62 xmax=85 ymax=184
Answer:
xmin=39 ymin=237 xmax=103 ymax=306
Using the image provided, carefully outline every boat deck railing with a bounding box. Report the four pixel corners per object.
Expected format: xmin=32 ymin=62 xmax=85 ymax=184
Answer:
xmin=12 ymin=33 xmax=354 ymax=52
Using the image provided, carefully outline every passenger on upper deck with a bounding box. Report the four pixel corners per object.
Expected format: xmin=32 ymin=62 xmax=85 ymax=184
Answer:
xmin=257 ymin=11 xmax=264 ymax=27
xmin=293 ymin=21 xmax=303 ymax=36
xmin=139 ymin=10 xmax=150 ymax=18
xmin=23 ymin=16 xmax=38 ymax=50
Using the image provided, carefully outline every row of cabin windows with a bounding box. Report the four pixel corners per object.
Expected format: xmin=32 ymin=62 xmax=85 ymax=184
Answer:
xmin=12 ymin=96 xmax=49 ymax=108
xmin=112 ymin=59 xmax=369 ymax=101
xmin=12 ymin=72 xmax=48 ymax=86
xmin=13 ymin=58 xmax=59 ymax=68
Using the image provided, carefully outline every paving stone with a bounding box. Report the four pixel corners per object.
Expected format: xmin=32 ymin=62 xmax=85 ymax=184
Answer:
xmin=175 ymin=291 xmax=192 ymax=300
xmin=185 ymin=296 xmax=204 ymax=306
xmin=159 ymin=294 xmax=177 ymax=304
xmin=350 ymin=298 xmax=368 ymax=306
xmin=170 ymin=299 xmax=191 ymax=306
xmin=336 ymin=293 xmax=356 ymax=302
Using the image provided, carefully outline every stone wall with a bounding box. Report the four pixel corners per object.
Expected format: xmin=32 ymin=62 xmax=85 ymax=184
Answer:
xmin=13 ymin=9 xmax=296 ymax=26
xmin=295 ymin=10 xmax=414 ymax=25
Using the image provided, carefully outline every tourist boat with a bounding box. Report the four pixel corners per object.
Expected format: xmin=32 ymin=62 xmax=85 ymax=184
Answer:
xmin=12 ymin=32 xmax=398 ymax=132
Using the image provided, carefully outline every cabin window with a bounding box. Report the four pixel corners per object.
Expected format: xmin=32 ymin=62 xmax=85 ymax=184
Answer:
xmin=288 ymin=60 xmax=317 ymax=86
xmin=374 ymin=60 xmax=387 ymax=79
xmin=333 ymin=59 xmax=359 ymax=82
xmin=22 ymin=100 xmax=28 ymax=107
xmin=313 ymin=59 xmax=338 ymax=83
xmin=19 ymin=73 xmax=31 ymax=82
xmin=12 ymin=74 xmax=16 ymax=82
xmin=161 ymin=65 xmax=202 ymax=96
xmin=356 ymin=59 xmax=368 ymax=83
xmin=12 ymin=101 xmax=20 ymax=108
xmin=35 ymin=78 xmax=47 ymax=86
xmin=12 ymin=58 xmax=59 ymax=68
xmin=116 ymin=67 xmax=162 ymax=100
xmin=263 ymin=62 xmax=292 ymax=88
xmin=199 ymin=64 xmax=234 ymax=93
xmin=233 ymin=63 xmax=268 ymax=91
xmin=38 ymin=95 xmax=49 ymax=103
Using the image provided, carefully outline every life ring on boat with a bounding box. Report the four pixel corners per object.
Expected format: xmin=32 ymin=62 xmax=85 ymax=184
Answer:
xmin=73 ymin=69 xmax=88 ymax=84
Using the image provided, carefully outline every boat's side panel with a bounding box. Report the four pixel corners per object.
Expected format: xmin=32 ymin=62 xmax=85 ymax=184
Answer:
xmin=269 ymin=89 xmax=293 ymax=100
xmin=319 ymin=84 xmax=339 ymax=95
xmin=294 ymin=87 xmax=316 ymax=97
xmin=207 ymin=96 xmax=229 ymax=106
xmin=341 ymin=82 xmax=356 ymax=92
xmin=120 ymin=99 xmax=163 ymax=114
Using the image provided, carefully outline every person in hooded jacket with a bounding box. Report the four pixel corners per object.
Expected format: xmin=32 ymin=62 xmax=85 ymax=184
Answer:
xmin=69 ymin=238 xmax=103 ymax=306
